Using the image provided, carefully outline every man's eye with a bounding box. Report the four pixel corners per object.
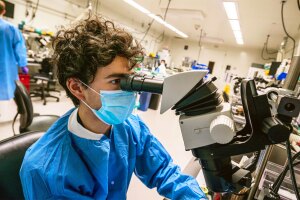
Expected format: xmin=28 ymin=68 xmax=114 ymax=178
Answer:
xmin=111 ymin=79 xmax=120 ymax=84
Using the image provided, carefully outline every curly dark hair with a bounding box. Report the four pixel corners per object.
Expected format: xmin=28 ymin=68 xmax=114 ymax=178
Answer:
xmin=52 ymin=15 xmax=143 ymax=105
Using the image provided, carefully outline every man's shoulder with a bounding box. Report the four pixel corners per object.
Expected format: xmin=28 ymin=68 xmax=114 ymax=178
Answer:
xmin=124 ymin=114 xmax=151 ymax=137
xmin=0 ymin=19 xmax=17 ymax=30
xmin=126 ymin=114 xmax=143 ymax=128
xmin=21 ymin=109 xmax=75 ymax=171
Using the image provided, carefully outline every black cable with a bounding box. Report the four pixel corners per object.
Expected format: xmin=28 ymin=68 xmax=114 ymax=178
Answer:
xmin=261 ymin=43 xmax=276 ymax=60
xmin=12 ymin=113 xmax=19 ymax=136
xmin=272 ymin=150 xmax=300 ymax=192
xmin=273 ymin=159 xmax=300 ymax=192
xmin=298 ymin=0 xmax=300 ymax=11
xmin=285 ymin=141 xmax=300 ymax=199
xmin=198 ymin=29 xmax=203 ymax=47
xmin=25 ymin=0 xmax=30 ymax=17
xmin=281 ymin=1 xmax=296 ymax=59
xmin=163 ymin=0 xmax=171 ymax=21
xmin=139 ymin=19 xmax=155 ymax=43
xmin=197 ymin=29 xmax=203 ymax=61
xmin=30 ymin=0 xmax=40 ymax=22
xmin=265 ymin=35 xmax=278 ymax=54
xmin=155 ymin=0 xmax=171 ymax=43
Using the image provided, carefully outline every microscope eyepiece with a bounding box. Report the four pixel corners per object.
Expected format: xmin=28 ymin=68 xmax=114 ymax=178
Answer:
xmin=120 ymin=74 xmax=164 ymax=94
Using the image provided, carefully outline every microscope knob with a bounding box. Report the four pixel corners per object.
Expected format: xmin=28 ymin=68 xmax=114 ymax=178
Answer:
xmin=210 ymin=115 xmax=235 ymax=144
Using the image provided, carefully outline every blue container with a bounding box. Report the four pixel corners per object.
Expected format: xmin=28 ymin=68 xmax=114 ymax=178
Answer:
xmin=138 ymin=92 xmax=152 ymax=111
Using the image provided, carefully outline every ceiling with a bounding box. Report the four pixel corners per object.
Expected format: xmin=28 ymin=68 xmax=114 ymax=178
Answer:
xmin=71 ymin=0 xmax=300 ymax=50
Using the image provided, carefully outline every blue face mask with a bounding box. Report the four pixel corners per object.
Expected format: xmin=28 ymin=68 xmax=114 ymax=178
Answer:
xmin=80 ymin=81 xmax=136 ymax=125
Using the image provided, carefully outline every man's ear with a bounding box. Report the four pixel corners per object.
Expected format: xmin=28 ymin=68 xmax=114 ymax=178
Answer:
xmin=66 ymin=78 xmax=86 ymax=101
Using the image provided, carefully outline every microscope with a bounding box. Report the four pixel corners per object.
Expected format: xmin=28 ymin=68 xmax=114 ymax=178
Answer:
xmin=120 ymin=71 xmax=300 ymax=195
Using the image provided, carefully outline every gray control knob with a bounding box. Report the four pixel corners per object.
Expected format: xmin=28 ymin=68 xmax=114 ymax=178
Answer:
xmin=210 ymin=115 xmax=235 ymax=144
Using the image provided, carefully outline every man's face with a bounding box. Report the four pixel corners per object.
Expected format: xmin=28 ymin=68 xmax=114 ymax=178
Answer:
xmin=0 ymin=1 xmax=5 ymax=16
xmin=82 ymin=56 xmax=134 ymax=110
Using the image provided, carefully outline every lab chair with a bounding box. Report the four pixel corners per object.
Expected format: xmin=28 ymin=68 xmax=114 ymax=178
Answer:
xmin=0 ymin=131 xmax=44 ymax=200
xmin=14 ymin=80 xmax=59 ymax=134
xmin=30 ymin=58 xmax=60 ymax=105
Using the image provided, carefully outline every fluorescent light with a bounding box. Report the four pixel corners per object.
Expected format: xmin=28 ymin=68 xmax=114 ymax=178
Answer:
xmin=123 ymin=0 xmax=150 ymax=14
xmin=123 ymin=0 xmax=188 ymax=38
xmin=229 ymin=20 xmax=240 ymax=31
xmin=236 ymin=38 xmax=244 ymax=45
xmin=148 ymin=14 xmax=165 ymax=24
xmin=148 ymin=13 xmax=188 ymax=38
xmin=233 ymin=30 xmax=242 ymax=39
xmin=224 ymin=2 xmax=243 ymax=44
xmin=223 ymin=2 xmax=238 ymax=19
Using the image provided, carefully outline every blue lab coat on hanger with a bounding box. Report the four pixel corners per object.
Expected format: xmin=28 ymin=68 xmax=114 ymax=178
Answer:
xmin=0 ymin=18 xmax=27 ymax=100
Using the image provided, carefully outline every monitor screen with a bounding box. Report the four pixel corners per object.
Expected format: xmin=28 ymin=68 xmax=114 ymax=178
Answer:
xmin=3 ymin=0 xmax=14 ymax=19
xmin=269 ymin=62 xmax=281 ymax=76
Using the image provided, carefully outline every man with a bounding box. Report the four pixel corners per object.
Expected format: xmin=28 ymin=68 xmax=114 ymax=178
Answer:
xmin=20 ymin=16 xmax=207 ymax=200
xmin=155 ymin=59 xmax=167 ymax=76
xmin=0 ymin=0 xmax=28 ymax=100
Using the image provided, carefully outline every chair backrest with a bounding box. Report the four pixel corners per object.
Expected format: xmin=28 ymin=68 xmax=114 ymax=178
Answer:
xmin=40 ymin=58 xmax=52 ymax=75
xmin=41 ymin=58 xmax=57 ymax=78
xmin=14 ymin=80 xmax=34 ymax=129
xmin=0 ymin=131 xmax=44 ymax=199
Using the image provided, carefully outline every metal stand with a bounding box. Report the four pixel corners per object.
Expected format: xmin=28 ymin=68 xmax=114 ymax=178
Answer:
xmin=247 ymin=145 xmax=274 ymax=200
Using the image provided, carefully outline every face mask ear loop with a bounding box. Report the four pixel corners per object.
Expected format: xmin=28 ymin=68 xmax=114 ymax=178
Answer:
xmin=80 ymin=99 xmax=94 ymax=110
xmin=78 ymin=80 xmax=101 ymax=96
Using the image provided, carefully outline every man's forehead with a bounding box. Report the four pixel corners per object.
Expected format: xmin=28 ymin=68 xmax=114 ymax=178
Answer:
xmin=99 ymin=65 xmax=132 ymax=78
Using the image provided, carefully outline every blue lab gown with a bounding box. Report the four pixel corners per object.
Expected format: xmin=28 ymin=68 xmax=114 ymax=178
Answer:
xmin=20 ymin=108 xmax=207 ymax=199
xmin=0 ymin=18 xmax=27 ymax=100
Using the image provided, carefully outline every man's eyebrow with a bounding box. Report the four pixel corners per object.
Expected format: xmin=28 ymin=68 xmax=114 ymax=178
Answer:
xmin=105 ymin=73 xmax=131 ymax=79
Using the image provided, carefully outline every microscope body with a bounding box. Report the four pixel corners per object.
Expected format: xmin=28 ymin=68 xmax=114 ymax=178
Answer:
xmin=179 ymin=103 xmax=233 ymax=150
xmin=120 ymin=71 xmax=299 ymax=194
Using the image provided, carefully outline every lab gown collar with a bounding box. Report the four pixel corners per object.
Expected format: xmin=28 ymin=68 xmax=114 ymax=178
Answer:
xmin=68 ymin=108 xmax=104 ymax=140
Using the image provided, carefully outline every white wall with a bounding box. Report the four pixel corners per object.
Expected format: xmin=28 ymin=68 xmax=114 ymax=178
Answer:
xmin=168 ymin=38 xmax=266 ymax=89
xmin=283 ymin=36 xmax=300 ymax=59
xmin=4 ymin=0 xmax=162 ymax=54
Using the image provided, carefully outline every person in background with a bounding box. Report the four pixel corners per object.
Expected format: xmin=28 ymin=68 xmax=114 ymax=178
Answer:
xmin=0 ymin=0 xmax=28 ymax=100
xmin=20 ymin=15 xmax=207 ymax=200
xmin=155 ymin=59 xmax=167 ymax=76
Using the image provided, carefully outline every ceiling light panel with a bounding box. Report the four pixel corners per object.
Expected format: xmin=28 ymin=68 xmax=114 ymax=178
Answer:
xmin=123 ymin=0 xmax=150 ymax=14
xmin=229 ymin=19 xmax=240 ymax=31
xmin=236 ymin=38 xmax=244 ymax=45
xmin=233 ymin=30 xmax=242 ymax=39
xmin=223 ymin=2 xmax=238 ymax=19
xmin=123 ymin=0 xmax=188 ymax=38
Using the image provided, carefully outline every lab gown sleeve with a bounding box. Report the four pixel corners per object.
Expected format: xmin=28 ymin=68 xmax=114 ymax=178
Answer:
xmin=13 ymin=28 xmax=27 ymax=67
xmin=21 ymin=168 xmax=52 ymax=200
xmin=134 ymin=117 xmax=207 ymax=200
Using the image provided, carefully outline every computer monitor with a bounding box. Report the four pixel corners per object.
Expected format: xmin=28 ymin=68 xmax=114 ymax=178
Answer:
xmin=3 ymin=0 xmax=14 ymax=19
xmin=269 ymin=62 xmax=281 ymax=76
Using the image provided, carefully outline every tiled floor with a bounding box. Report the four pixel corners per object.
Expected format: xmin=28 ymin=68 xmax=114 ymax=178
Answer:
xmin=0 ymin=92 xmax=203 ymax=200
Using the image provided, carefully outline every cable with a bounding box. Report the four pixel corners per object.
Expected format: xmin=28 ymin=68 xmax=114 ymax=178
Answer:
xmin=30 ymin=0 xmax=40 ymax=22
xmin=281 ymin=1 xmax=296 ymax=59
xmin=197 ymin=29 xmax=203 ymax=61
xmin=272 ymin=150 xmax=300 ymax=192
xmin=96 ymin=0 xmax=99 ymax=14
xmin=265 ymin=35 xmax=278 ymax=54
xmin=261 ymin=43 xmax=276 ymax=60
xmin=298 ymin=0 xmax=300 ymax=11
xmin=139 ymin=19 xmax=155 ymax=43
xmin=286 ymin=141 xmax=300 ymax=200
xmin=12 ymin=113 xmax=19 ymax=136
xmin=155 ymin=0 xmax=171 ymax=43
xmin=163 ymin=0 xmax=171 ymax=21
